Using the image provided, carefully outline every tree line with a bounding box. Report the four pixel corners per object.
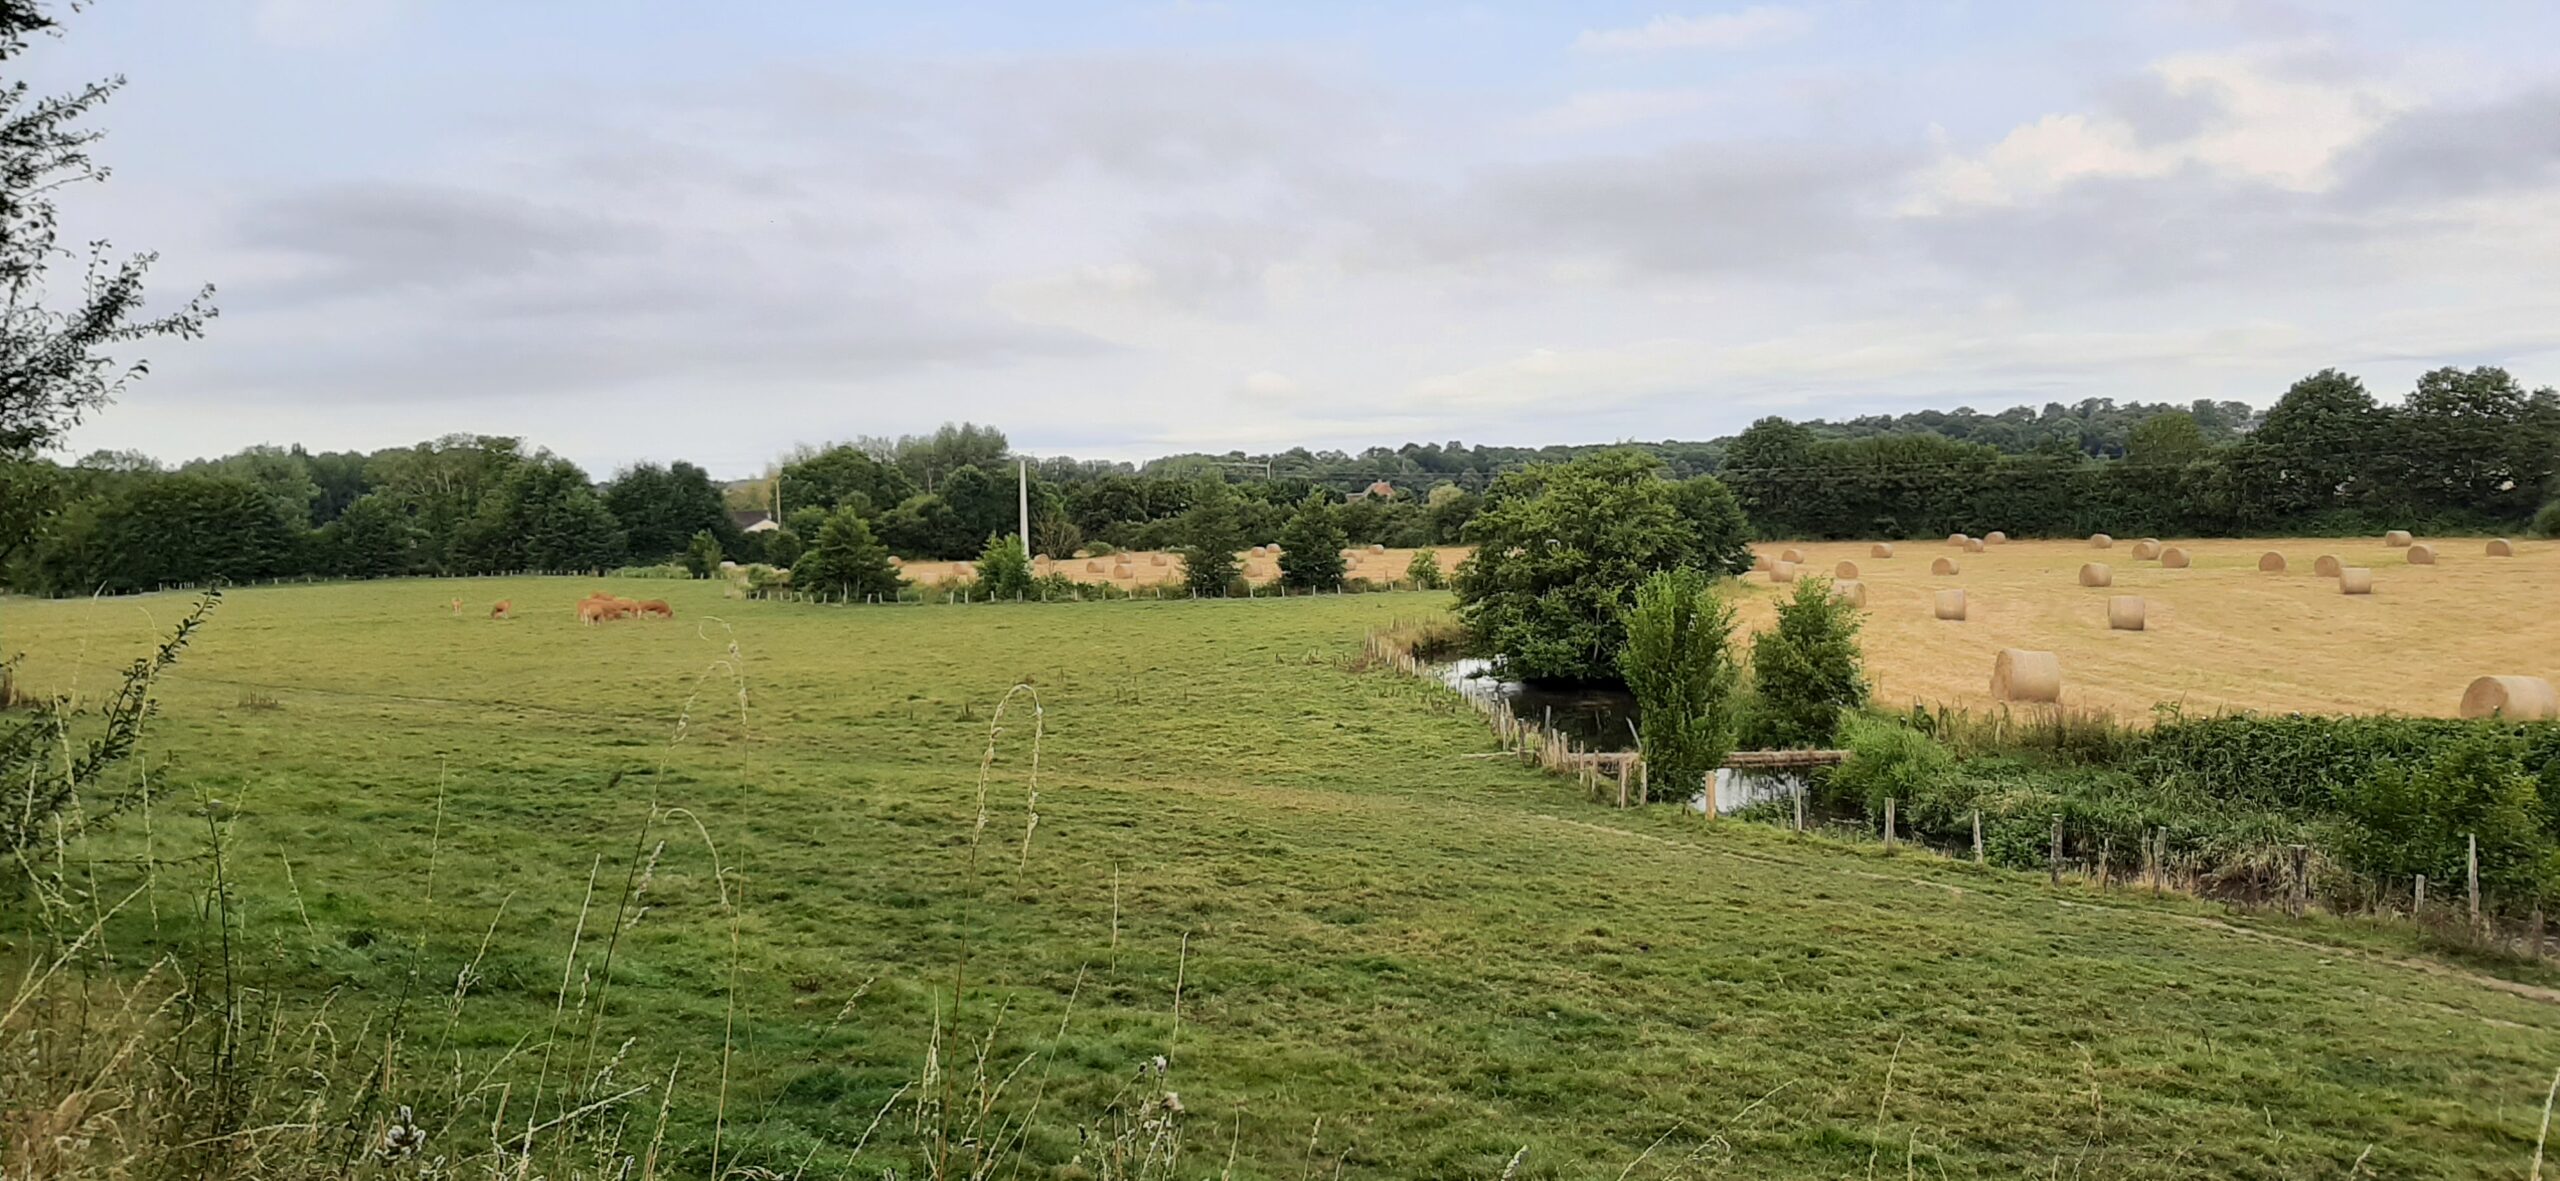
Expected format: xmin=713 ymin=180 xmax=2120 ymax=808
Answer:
xmin=1722 ymin=368 xmax=2560 ymax=541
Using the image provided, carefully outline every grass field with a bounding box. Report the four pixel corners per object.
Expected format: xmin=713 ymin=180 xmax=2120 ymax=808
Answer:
xmin=1730 ymin=535 xmax=2558 ymax=719
xmin=9 ymin=577 xmax=2560 ymax=1177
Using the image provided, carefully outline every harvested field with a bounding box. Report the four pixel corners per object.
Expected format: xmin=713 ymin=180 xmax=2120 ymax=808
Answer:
xmin=1737 ymin=537 xmax=2559 ymax=717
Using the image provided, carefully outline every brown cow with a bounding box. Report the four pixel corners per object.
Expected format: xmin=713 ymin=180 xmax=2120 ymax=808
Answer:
xmin=490 ymin=600 xmax=512 ymax=620
xmin=449 ymin=598 xmax=464 ymax=616
xmin=635 ymin=599 xmax=674 ymax=619
xmin=577 ymin=598 xmax=616 ymax=626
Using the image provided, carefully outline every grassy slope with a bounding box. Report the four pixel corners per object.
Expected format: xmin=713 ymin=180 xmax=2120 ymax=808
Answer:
xmin=6 ymin=578 xmax=2560 ymax=1178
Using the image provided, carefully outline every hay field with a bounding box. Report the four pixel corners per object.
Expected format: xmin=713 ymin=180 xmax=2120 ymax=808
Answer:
xmin=1737 ymin=535 xmax=2558 ymax=718
xmin=8 ymin=579 xmax=2560 ymax=1176
xmin=896 ymin=545 xmax=1466 ymax=589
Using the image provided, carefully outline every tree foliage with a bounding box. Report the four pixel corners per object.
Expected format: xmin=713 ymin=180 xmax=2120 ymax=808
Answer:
xmin=1453 ymin=450 xmax=1746 ymax=681
xmin=1745 ymin=578 xmax=1869 ymax=748
xmin=0 ymin=2 xmax=213 ymax=459
xmin=974 ymin=533 xmax=1033 ymax=600
xmin=683 ymin=529 xmax=723 ymax=579
xmin=1176 ymin=481 xmax=1246 ymax=596
xmin=1618 ymin=567 xmax=1742 ymax=802
xmin=1275 ymin=493 xmax=1347 ymax=590
xmin=793 ymin=507 xmax=903 ymax=601
xmin=606 ymin=460 xmax=730 ymax=562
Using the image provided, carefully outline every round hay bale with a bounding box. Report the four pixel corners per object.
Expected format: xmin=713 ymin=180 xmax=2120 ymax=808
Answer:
xmin=2107 ymin=595 xmax=2146 ymax=631
xmin=953 ymin=562 xmax=974 ymax=578
xmin=2090 ymin=533 xmax=2114 ymax=548
xmin=2131 ymin=539 xmax=2161 ymax=560
xmin=1249 ymin=545 xmax=1265 ymax=556
xmin=2384 ymin=530 xmax=2414 ymax=547
xmin=2078 ymin=562 xmax=2112 ymax=587
xmin=2312 ymin=554 xmax=2342 ymax=577
xmin=1370 ymin=543 xmax=1386 ymax=553
xmin=1931 ymin=557 xmax=1959 ymax=576
xmin=1151 ymin=553 xmax=1170 ymax=566
xmin=1933 ymin=588 xmax=1967 ymax=621
xmin=2461 ymin=676 xmax=2560 ymax=721
xmin=1085 ymin=559 xmax=1104 ymax=573
xmin=1112 ymin=563 xmax=1135 ymax=579
xmin=2160 ymin=546 xmax=2190 ymax=569
xmin=1033 ymin=554 xmax=1051 ymax=565
xmin=1752 ymin=553 xmax=1773 ymax=573
xmin=1965 ymin=538 xmax=1986 ymax=553
xmin=1834 ymin=560 xmax=1860 ymax=579
xmin=1948 ymin=533 xmax=1969 ymax=546
xmin=2405 ymin=544 xmax=2435 ymax=565
xmin=888 ymin=556 xmax=905 ymax=566
xmin=1986 ymin=531 xmax=2008 ymax=544
xmin=2488 ymin=538 xmax=2515 ymax=557
xmin=1831 ymin=579 xmax=1867 ymax=608
xmin=2257 ymin=551 xmax=2285 ymax=572
xmin=2339 ymin=567 xmax=2374 ymax=595
xmin=1870 ymin=543 xmax=1894 ymax=558
xmin=1771 ymin=561 xmax=1799 ymax=584
xmin=1781 ymin=547 xmax=1806 ymax=564
xmin=1991 ymin=649 xmax=2061 ymax=703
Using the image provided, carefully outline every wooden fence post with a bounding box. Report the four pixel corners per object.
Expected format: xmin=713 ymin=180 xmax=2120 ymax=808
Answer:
xmin=1884 ymin=798 xmax=1897 ymax=852
xmin=1971 ymin=809 xmax=1983 ymax=866
xmin=2414 ymin=873 xmax=2427 ymax=915
xmin=2098 ymin=836 xmax=2112 ymax=890
xmin=1703 ymin=768 xmax=1718 ymax=819
xmin=2049 ymin=815 xmax=2063 ymax=886
xmin=2289 ymin=844 xmax=2308 ymax=918
xmin=2468 ymin=833 xmax=2481 ymax=929
xmin=1793 ymin=781 xmax=1805 ymax=834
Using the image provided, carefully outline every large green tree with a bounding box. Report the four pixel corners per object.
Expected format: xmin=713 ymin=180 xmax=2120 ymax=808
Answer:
xmin=778 ymin=445 xmax=914 ymax=519
xmin=450 ymin=456 xmax=626 ymax=574
xmin=606 ymin=460 xmax=730 ymax=562
xmin=1453 ymin=450 xmax=1743 ymax=681
xmin=794 ymin=507 xmax=904 ymax=601
xmin=1745 ymin=578 xmax=1869 ymax=748
xmin=1176 ymin=480 xmax=1246 ymax=597
xmin=1618 ymin=567 xmax=1742 ymax=803
xmin=318 ymin=491 xmax=420 ymax=578
xmin=1274 ymin=492 xmax=1347 ymax=590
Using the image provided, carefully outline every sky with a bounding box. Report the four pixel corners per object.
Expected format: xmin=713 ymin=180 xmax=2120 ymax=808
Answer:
xmin=25 ymin=0 xmax=2560 ymax=477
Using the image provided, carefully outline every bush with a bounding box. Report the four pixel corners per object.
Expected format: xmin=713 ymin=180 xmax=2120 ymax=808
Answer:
xmin=684 ymin=529 xmax=723 ymax=578
xmin=975 ymin=533 xmax=1035 ymax=600
xmin=2336 ymin=733 xmax=2560 ymax=909
xmin=1744 ymin=578 xmax=1868 ymax=747
xmin=1617 ymin=568 xmax=1742 ymax=803
xmin=1406 ymin=549 xmax=1445 ymax=589
xmin=1176 ymin=482 xmax=1246 ymax=597
xmin=1082 ymin=541 xmax=1118 ymax=557
xmin=2535 ymin=499 xmax=2560 ymax=539
xmin=1828 ymin=713 xmax=1954 ymax=817
xmin=606 ymin=563 xmax=689 ymax=578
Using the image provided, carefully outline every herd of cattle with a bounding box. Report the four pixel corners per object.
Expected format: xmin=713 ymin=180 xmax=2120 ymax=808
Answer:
xmin=444 ymin=592 xmax=673 ymax=624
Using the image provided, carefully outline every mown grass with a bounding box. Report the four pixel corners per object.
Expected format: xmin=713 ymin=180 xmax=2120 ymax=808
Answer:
xmin=7 ymin=577 xmax=2560 ymax=1177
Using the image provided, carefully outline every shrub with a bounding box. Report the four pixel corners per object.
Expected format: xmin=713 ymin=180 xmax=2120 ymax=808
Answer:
xmin=1828 ymin=713 xmax=1954 ymax=817
xmin=1617 ymin=568 xmax=1742 ymax=803
xmin=2336 ymin=733 xmax=2560 ymax=909
xmin=1082 ymin=541 xmax=1118 ymax=557
xmin=606 ymin=563 xmax=689 ymax=579
xmin=974 ymin=533 xmax=1035 ymax=600
xmin=1406 ymin=549 xmax=1445 ymax=589
xmin=1744 ymin=577 xmax=1868 ymax=747
xmin=2535 ymin=499 xmax=2560 ymax=539
xmin=684 ymin=529 xmax=723 ymax=578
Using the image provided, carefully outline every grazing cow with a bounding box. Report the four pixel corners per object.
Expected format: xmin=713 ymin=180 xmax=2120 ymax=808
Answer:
xmin=577 ymin=598 xmax=615 ymax=625
xmin=636 ymin=599 xmax=674 ymax=619
xmin=449 ymin=598 xmax=464 ymax=616
xmin=489 ymin=600 xmax=512 ymax=620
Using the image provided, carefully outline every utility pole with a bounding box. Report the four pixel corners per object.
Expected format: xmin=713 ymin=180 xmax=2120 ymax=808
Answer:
xmin=1017 ymin=458 xmax=1031 ymax=557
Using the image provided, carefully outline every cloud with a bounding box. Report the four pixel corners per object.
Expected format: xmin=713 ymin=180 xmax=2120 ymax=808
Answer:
xmin=1522 ymin=88 xmax=1718 ymax=136
xmin=1901 ymin=44 xmax=2401 ymax=212
xmin=1576 ymin=7 xmax=1813 ymax=54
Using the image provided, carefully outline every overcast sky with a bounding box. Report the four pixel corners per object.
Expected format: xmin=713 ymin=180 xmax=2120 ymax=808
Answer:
xmin=28 ymin=0 xmax=2560 ymax=477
